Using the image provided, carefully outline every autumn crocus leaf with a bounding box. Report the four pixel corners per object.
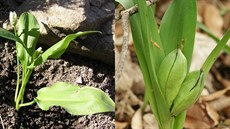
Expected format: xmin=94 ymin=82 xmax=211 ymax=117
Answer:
xmin=157 ymin=49 xmax=187 ymax=107
xmin=159 ymin=0 xmax=197 ymax=68
xmin=35 ymin=82 xmax=115 ymax=115
xmin=170 ymin=70 xmax=204 ymax=116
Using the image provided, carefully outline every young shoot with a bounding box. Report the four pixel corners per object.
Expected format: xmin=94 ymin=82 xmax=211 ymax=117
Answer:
xmin=0 ymin=12 xmax=115 ymax=115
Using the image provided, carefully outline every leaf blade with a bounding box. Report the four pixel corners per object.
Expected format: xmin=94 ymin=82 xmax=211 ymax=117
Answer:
xmin=29 ymin=31 xmax=100 ymax=68
xmin=0 ymin=28 xmax=22 ymax=43
xmin=159 ymin=0 xmax=197 ymax=68
xmin=35 ymin=82 xmax=115 ymax=115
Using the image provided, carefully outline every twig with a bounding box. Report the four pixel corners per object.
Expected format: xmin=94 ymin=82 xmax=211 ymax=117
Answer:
xmin=115 ymin=0 xmax=158 ymax=21
xmin=0 ymin=114 xmax=4 ymax=129
xmin=115 ymin=0 xmax=157 ymax=82
xmin=115 ymin=11 xmax=129 ymax=82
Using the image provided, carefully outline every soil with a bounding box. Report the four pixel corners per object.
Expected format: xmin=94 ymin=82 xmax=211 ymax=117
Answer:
xmin=0 ymin=41 xmax=115 ymax=128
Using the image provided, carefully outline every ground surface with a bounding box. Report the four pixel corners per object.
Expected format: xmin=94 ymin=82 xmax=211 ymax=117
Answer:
xmin=0 ymin=41 xmax=115 ymax=129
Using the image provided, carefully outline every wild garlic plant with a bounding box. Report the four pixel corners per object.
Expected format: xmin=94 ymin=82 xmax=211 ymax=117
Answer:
xmin=0 ymin=12 xmax=115 ymax=115
xmin=116 ymin=0 xmax=230 ymax=128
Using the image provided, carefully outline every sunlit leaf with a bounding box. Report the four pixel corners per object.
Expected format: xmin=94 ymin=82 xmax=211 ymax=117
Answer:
xmin=28 ymin=31 xmax=100 ymax=68
xmin=35 ymin=82 xmax=115 ymax=115
xmin=0 ymin=28 xmax=22 ymax=43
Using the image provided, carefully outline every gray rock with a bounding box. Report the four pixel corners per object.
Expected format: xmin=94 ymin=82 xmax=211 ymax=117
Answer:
xmin=16 ymin=0 xmax=115 ymax=65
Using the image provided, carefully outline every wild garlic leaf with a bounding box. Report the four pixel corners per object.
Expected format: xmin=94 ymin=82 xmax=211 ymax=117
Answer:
xmin=17 ymin=12 xmax=40 ymax=66
xmin=35 ymin=82 xmax=115 ymax=115
xmin=17 ymin=12 xmax=40 ymax=52
xmin=0 ymin=28 xmax=22 ymax=43
xmin=29 ymin=31 xmax=100 ymax=68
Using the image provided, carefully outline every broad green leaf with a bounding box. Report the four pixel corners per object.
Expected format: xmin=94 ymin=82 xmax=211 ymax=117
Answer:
xmin=17 ymin=12 xmax=40 ymax=52
xmin=35 ymin=82 xmax=115 ymax=115
xmin=159 ymin=0 xmax=197 ymax=68
xmin=17 ymin=12 xmax=40 ymax=66
xmin=0 ymin=28 xmax=22 ymax=43
xmin=29 ymin=31 xmax=100 ymax=68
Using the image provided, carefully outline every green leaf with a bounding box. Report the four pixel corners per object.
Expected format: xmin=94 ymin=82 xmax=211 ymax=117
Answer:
xmin=35 ymin=82 xmax=115 ymax=115
xmin=128 ymin=0 xmax=172 ymax=128
xmin=159 ymin=0 xmax=197 ymax=68
xmin=18 ymin=12 xmax=40 ymax=52
xmin=197 ymin=21 xmax=230 ymax=54
xmin=0 ymin=28 xmax=22 ymax=43
xmin=17 ymin=12 xmax=40 ymax=66
xmin=202 ymin=29 xmax=230 ymax=76
xmin=29 ymin=31 xmax=100 ymax=68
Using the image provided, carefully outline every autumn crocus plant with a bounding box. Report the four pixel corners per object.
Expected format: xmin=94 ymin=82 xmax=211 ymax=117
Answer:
xmin=116 ymin=0 xmax=230 ymax=128
xmin=0 ymin=12 xmax=114 ymax=115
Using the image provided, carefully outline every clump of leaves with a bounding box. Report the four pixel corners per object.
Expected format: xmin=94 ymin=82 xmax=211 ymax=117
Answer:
xmin=116 ymin=0 xmax=230 ymax=128
xmin=0 ymin=12 xmax=114 ymax=115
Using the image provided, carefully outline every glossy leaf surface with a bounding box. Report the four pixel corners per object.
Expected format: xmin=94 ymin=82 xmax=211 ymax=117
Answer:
xmin=35 ymin=82 xmax=115 ymax=115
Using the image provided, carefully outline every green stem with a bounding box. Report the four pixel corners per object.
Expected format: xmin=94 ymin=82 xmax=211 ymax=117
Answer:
xmin=15 ymin=69 xmax=32 ymax=110
xmin=14 ymin=57 xmax=20 ymax=102
xmin=172 ymin=111 xmax=186 ymax=129
xmin=13 ymin=24 xmax=20 ymax=102
xmin=141 ymin=90 xmax=148 ymax=112
xmin=197 ymin=21 xmax=230 ymax=54
xmin=201 ymin=29 xmax=230 ymax=76
xmin=19 ymin=99 xmax=36 ymax=108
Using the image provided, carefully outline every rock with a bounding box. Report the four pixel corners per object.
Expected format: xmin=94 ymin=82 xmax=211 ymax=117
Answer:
xmin=16 ymin=0 xmax=114 ymax=65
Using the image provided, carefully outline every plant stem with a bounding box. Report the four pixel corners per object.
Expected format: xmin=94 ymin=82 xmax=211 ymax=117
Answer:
xmin=201 ymin=29 xmax=230 ymax=76
xmin=14 ymin=57 xmax=20 ymax=102
xmin=19 ymin=99 xmax=36 ymax=108
xmin=13 ymin=24 xmax=20 ymax=102
xmin=172 ymin=111 xmax=186 ymax=129
xmin=15 ymin=69 xmax=32 ymax=110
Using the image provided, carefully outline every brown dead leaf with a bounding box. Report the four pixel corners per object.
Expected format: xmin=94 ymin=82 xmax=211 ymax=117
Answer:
xmin=200 ymin=87 xmax=230 ymax=102
xmin=223 ymin=11 xmax=230 ymax=32
xmin=185 ymin=116 xmax=210 ymax=129
xmin=204 ymin=73 xmax=216 ymax=93
xmin=131 ymin=108 xmax=142 ymax=129
xmin=197 ymin=0 xmax=205 ymax=23
xmin=115 ymin=20 xmax=123 ymax=38
xmin=205 ymin=103 xmax=220 ymax=125
xmin=116 ymin=50 xmax=134 ymax=92
xmin=209 ymin=96 xmax=230 ymax=112
xmin=185 ymin=103 xmax=219 ymax=128
xmin=211 ymin=67 xmax=230 ymax=88
xmin=116 ymin=121 xmax=128 ymax=129
xmin=223 ymin=107 xmax=230 ymax=118
xmin=204 ymin=3 xmax=223 ymax=37
xmin=221 ymin=54 xmax=230 ymax=67
xmin=131 ymin=64 xmax=145 ymax=95
xmin=143 ymin=113 xmax=158 ymax=129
